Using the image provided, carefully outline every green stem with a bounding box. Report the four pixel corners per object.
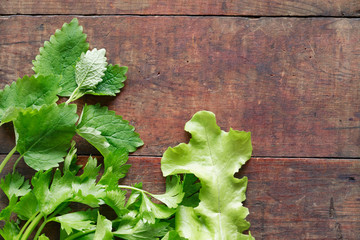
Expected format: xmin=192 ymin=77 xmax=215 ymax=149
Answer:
xmin=12 ymin=155 xmax=23 ymax=174
xmin=118 ymin=185 xmax=152 ymax=196
xmin=21 ymin=212 xmax=44 ymax=240
xmin=33 ymin=217 xmax=48 ymax=240
xmin=0 ymin=146 xmax=17 ymax=175
xmin=66 ymin=87 xmax=80 ymax=104
xmin=17 ymin=211 xmax=40 ymax=240
xmin=64 ymin=229 xmax=95 ymax=240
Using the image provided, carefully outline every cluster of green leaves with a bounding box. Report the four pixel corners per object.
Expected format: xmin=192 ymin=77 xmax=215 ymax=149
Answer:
xmin=0 ymin=19 xmax=254 ymax=239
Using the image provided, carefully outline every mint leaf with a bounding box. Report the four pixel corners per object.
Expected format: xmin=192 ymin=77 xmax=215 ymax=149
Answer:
xmin=90 ymin=64 xmax=127 ymax=96
xmin=94 ymin=214 xmax=113 ymax=240
xmin=33 ymin=18 xmax=89 ymax=96
xmin=161 ymin=111 xmax=254 ymax=240
xmin=77 ymin=104 xmax=143 ymax=155
xmin=68 ymin=48 xmax=108 ymax=102
xmin=0 ymin=221 xmax=19 ymax=240
xmin=14 ymin=103 xmax=78 ymax=171
xmin=54 ymin=209 xmax=97 ymax=235
xmin=0 ymin=75 xmax=60 ymax=125
xmin=0 ymin=172 xmax=30 ymax=199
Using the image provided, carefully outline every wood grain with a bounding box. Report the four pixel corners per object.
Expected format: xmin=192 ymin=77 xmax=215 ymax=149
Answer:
xmin=1 ymin=16 xmax=360 ymax=158
xmin=1 ymin=0 xmax=360 ymax=16
xmin=1 ymin=155 xmax=359 ymax=239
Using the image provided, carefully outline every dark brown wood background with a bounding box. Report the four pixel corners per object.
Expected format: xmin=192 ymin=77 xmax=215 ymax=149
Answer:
xmin=1 ymin=1 xmax=360 ymax=239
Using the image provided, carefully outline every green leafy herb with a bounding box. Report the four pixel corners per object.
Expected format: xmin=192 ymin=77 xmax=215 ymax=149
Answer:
xmin=77 ymin=104 xmax=144 ymax=156
xmin=161 ymin=111 xmax=254 ymax=240
xmin=14 ymin=103 xmax=78 ymax=171
xmin=0 ymin=75 xmax=60 ymax=125
xmin=32 ymin=18 xmax=89 ymax=96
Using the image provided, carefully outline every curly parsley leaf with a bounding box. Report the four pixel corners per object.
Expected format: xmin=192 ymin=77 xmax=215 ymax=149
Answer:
xmin=32 ymin=18 xmax=89 ymax=96
xmin=0 ymin=75 xmax=60 ymax=125
xmin=161 ymin=111 xmax=254 ymax=240
xmin=77 ymin=104 xmax=143 ymax=156
xmin=14 ymin=103 xmax=78 ymax=171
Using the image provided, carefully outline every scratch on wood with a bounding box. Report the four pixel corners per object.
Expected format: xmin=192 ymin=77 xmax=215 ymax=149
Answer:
xmin=335 ymin=223 xmax=343 ymax=240
xmin=329 ymin=197 xmax=336 ymax=218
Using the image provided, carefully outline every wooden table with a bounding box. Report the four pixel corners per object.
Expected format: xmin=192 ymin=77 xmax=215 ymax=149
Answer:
xmin=1 ymin=1 xmax=360 ymax=239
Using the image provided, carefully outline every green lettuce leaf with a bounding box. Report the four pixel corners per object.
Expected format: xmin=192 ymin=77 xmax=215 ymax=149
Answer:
xmin=32 ymin=18 xmax=89 ymax=96
xmin=0 ymin=75 xmax=60 ymax=125
xmin=161 ymin=111 xmax=254 ymax=240
xmin=14 ymin=103 xmax=78 ymax=171
xmin=77 ymin=104 xmax=143 ymax=156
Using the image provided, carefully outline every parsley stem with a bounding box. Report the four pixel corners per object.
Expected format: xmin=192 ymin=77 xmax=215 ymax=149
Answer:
xmin=118 ymin=185 xmax=151 ymax=196
xmin=33 ymin=217 xmax=48 ymax=240
xmin=12 ymin=155 xmax=23 ymax=174
xmin=64 ymin=229 xmax=95 ymax=240
xmin=17 ymin=211 xmax=40 ymax=240
xmin=21 ymin=212 xmax=44 ymax=240
xmin=0 ymin=146 xmax=17 ymax=175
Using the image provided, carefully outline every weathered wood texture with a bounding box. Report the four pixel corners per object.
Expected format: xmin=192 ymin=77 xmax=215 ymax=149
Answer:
xmin=1 ymin=0 xmax=360 ymax=16
xmin=1 ymin=156 xmax=359 ymax=239
xmin=1 ymin=16 xmax=360 ymax=158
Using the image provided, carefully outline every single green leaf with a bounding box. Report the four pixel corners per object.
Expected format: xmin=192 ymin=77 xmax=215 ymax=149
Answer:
xmin=161 ymin=111 xmax=254 ymax=240
xmin=89 ymin=64 xmax=127 ymax=96
xmin=102 ymin=188 xmax=128 ymax=217
xmin=63 ymin=141 xmax=82 ymax=175
xmin=99 ymin=148 xmax=130 ymax=187
xmin=38 ymin=234 xmax=50 ymax=240
xmin=77 ymin=104 xmax=143 ymax=155
xmin=14 ymin=103 xmax=78 ymax=171
xmin=180 ymin=174 xmax=200 ymax=208
xmin=0 ymin=172 xmax=30 ymax=199
xmin=54 ymin=209 xmax=97 ymax=235
xmin=0 ymin=75 xmax=60 ymax=125
xmin=32 ymin=18 xmax=89 ymax=96
xmin=94 ymin=214 xmax=113 ymax=240
xmin=32 ymin=169 xmax=73 ymax=215
xmin=151 ymin=175 xmax=184 ymax=209
xmin=0 ymin=221 xmax=20 ymax=240
xmin=113 ymin=217 xmax=169 ymax=240
xmin=68 ymin=48 xmax=107 ymax=101
xmin=139 ymin=192 xmax=175 ymax=224
xmin=14 ymin=192 xmax=39 ymax=220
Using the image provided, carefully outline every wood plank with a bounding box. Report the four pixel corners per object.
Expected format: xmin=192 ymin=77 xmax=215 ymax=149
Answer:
xmin=1 ymin=16 xmax=360 ymax=158
xmin=1 ymin=156 xmax=359 ymax=239
xmin=1 ymin=0 xmax=360 ymax=16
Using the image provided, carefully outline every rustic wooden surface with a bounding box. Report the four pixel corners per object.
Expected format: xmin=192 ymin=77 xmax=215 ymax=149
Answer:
xmin=0 ymin=1 xmax=359 ymax=240
xmin=1 ymin=16 xmax=360 ymax=158
xmin=1 ymin=0 xmax=360 ymax=16
xmin=1 ymin=156 xmax=359 ymax=239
